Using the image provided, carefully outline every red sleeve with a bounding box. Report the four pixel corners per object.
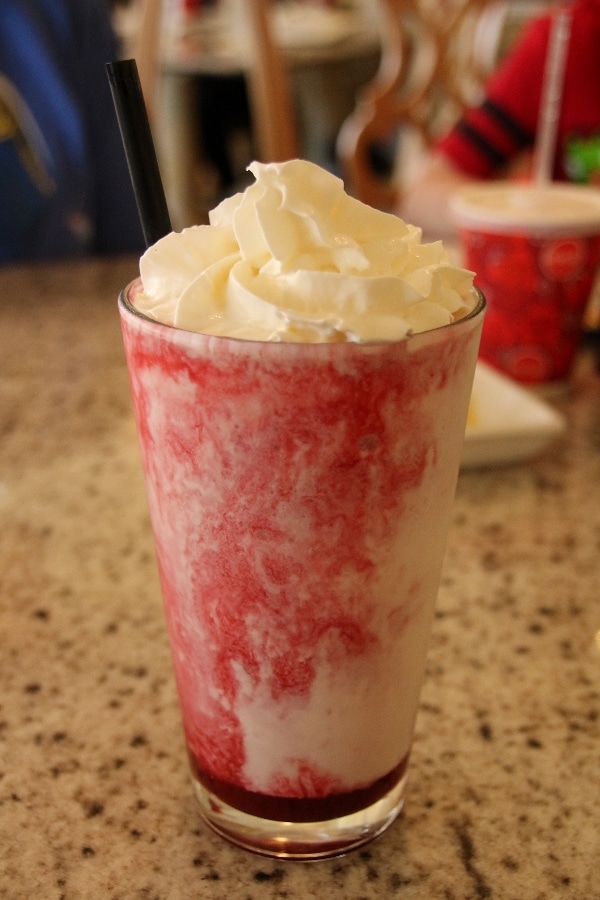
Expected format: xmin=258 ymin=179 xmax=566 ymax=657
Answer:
xmin=437 ymin=13 xmax=553 ymax=177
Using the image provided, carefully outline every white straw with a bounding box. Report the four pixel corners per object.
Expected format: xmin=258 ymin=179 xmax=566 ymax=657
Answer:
xmin=532 ymin=5 xmax=573 ymax=184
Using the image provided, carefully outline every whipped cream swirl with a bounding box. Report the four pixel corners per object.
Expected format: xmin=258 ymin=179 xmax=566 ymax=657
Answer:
xmin=136 ymin=159 xmax=477 ymax=342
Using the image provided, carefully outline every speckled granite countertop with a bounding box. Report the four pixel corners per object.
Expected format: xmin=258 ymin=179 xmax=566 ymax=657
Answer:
xmin=1 ymin=258 xmax=599 ymax=900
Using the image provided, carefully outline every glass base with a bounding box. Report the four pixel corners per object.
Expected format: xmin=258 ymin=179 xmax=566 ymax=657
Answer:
xmin=192 ymin=769 xmax=408 ymax=860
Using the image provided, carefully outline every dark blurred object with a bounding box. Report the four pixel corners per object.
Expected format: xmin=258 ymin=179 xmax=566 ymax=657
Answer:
xmin=580 ymin=328 xmax=600 ymax=372
xmin=0 ymin=0 xmax=144 ymax=263
xmin=195 ymin=72 xmax=253 ymax=193
xmin=582 ymin=278 xmax=600 ymax=370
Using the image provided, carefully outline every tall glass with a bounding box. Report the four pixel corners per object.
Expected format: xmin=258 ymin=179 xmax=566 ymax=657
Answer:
xmin=119 ymin=281 xmax=485 ymax=859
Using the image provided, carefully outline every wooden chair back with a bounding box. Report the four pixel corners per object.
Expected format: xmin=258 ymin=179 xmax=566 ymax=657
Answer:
xmin=134 ymin=0 xmax=299 ymax=160
xmin=133 ymin=0 xmax=163 ymax=122
xmin=337 ymin=0 xmax=535 ymax=210
xmin=236 ymin=0 xmax=300 ymax=162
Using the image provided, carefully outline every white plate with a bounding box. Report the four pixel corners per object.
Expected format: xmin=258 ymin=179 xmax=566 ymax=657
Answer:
xmin=461 ymin=362 xmax=567 ymax=469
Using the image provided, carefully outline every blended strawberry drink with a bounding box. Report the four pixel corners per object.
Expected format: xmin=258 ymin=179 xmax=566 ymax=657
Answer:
xmin=119 ymin=160 xmax=484 ymax=859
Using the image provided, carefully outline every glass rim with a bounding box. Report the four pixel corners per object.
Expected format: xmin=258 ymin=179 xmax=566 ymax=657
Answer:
xmin=119 ymin=281 xmax=485 ymax=349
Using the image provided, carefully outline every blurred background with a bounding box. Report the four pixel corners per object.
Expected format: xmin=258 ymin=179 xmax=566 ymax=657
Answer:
xmin=111 ymin=0 xmax=550 ymax=230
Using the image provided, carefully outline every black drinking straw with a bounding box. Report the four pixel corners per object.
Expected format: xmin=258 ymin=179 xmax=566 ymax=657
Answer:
xmin=106 ymin=59 xmax=172 ymax=247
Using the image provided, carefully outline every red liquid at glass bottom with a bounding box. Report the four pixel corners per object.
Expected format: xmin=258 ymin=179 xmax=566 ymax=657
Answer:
xmin=189 ymin=750 xmax=410 ymax=859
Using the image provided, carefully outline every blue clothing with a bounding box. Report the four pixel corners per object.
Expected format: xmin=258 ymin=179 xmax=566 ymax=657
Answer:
xmin=0 ymin=0 xmax=144 ymax=263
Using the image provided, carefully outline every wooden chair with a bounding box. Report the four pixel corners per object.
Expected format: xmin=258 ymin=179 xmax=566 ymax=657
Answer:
xmin=235 ymin=0 xmax=300 ymax=162
xmin=336 ymin=0 xmax=542 ymax=211
xmin=112 ymin=0 xmax=162 ymax=122
xmin=127 ymin=0 xmax=299 ymax=226
xmin=134 ymin=0 xmax=299 ymax=158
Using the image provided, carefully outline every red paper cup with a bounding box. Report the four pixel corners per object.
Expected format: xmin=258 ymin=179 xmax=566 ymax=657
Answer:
xmin=119 ymin=281 xmax=484 ymax=859
xmin=451 ymin=183 xmax=600 ymax=386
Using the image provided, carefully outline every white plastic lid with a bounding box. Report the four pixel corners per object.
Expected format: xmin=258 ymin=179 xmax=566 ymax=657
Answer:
xmin=450 ymin=183 xmax=600 ymax=236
